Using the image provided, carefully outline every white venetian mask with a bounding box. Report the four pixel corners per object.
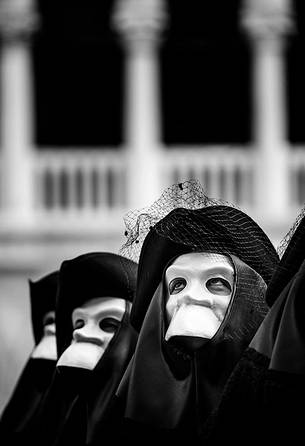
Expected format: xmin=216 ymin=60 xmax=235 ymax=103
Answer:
xmin=57 ymin=297 xmax=126 ymax=370
xmin=165 ymin=252 xmax=234 ymax=341
xmin=31 ymin=310 xmax=57 ymax=360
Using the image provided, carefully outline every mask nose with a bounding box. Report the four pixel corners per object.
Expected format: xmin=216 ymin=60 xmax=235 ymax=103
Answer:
xmin=73 ymin=325 xmax=104 ymax=346
xmin=44 ymin=323 xmax=56 ymax=336
xmin=178 ymin=283 xmax=213 ymax=308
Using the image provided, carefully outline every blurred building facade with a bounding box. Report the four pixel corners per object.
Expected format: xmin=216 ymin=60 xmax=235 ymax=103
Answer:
xmin=0 ymin=0 xmax=304 ymax=412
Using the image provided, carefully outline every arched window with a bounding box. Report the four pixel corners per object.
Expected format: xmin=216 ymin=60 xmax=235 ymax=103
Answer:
xmin=160 ymin=0 xmax=251 ymax=146
xmin=33 ymin=0 xmax=123 ymax=148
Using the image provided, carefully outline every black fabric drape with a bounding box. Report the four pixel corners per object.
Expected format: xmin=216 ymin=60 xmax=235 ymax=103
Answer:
xmin=0 ymin=271 xmax=58 ymax=446
xmin=30 ymin=252 xmax=138 ymax=446
xmin=81 ymin=309 xmax=138 ymax=446
xmin=0 ymin=358 xmax=56 ymax=446
xmin=202 ymin=258 xmax=305 ymax=445
xmin=33 ymin=309 xmax=137 ymax=446
xmin=117 ymin=255 xmax=268 ymax=444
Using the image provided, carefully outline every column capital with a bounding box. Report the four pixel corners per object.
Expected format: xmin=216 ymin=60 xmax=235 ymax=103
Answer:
xmin=240 ymin=0 xmax=295 ymax=41
xmin=112 ymin=0 xmax=168 ymax=45
xmin=0 ymin=0 xmax=39 ymax=42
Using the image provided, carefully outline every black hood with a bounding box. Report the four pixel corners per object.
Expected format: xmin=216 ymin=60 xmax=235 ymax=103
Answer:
xmin=202 ymin=257 xmax=305 ymax=445
xmin=0 ymin=270 xmax=59 ymax=444
xmin=56 ymin=252 xmax=137 ymax=357
xmin=119 ymin=255 xmax=268 ymax=436
xmin=32 ymin=252 xmax=138 ymax=446
xmin=131 ymin=206 xmax=278 ymax=332
xmin=250 ymin=257 xmax=305 ymax=375
xmin=29 ymin=270 xmax=59 ymax=345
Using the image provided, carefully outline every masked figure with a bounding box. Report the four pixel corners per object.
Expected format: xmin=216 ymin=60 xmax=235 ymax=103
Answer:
xmin=117 ymin=181 xmax=279 ymax=444
xmin=0 ymin=271 xmax=59 ymax=446
xmin=203 ymin=208 xmax=305 ymax=445
xmin=33 ymin=252 xmax=137 ymax=446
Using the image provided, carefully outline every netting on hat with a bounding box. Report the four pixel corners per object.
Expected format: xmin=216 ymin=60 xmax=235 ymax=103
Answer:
xmin=119 ymin=179 xmax=278 ymax=285
xmin=277 ymin=204 xmax=305 ymax=259
xmin=265 ymin=205 xmax=305 ymax=306
xmin=119 ymin=179 xmax=236 ymax=263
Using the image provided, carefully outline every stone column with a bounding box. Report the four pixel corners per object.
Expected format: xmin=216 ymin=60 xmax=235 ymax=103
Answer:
xmin=0 ymin=0 xmax=39 ymax=228
xmin=112 ymin=0 xmax=167 ymax=209
xmin=241 ymin=0 xmax=294 ymax=224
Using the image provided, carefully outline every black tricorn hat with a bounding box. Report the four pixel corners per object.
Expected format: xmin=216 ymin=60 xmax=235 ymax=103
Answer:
xmin=266 ymin=212 xmax=305 ymax=307
xmin=56 ymin=252 xmax=138 ymax=357
xmin=29 ymin=270 xmax=59 ymax=345
xmin=131 ymin=206 xmax=279 ymax=332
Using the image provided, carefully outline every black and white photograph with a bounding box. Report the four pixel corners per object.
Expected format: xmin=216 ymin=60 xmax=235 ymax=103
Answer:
xmin=0 ymin=1 xmax=304 ymax=445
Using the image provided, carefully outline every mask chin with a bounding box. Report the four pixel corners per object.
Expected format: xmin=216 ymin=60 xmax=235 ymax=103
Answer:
xmin=167 ymin=335 xmax=209 ymax=352
xmin=31 ymin=335 xmax=57 ymax=360
xmin=165 ymin=306 xmax=221 ymax=341
xmin=57 ymin=343 xmax=105 ymax=370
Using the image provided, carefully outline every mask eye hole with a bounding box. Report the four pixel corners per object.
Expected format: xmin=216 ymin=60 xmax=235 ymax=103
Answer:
xmin=99 ymin=318 xmax=121 ymax=333
xmin=206 ymin=278 xmax=232 ymax=295
xmin=169 ymin=278 xmax=187 ymax=295
xmin=73 ymin=319 xmax=85 ymax=330
xmin=43 ymin=312 xmax=55 ymax=327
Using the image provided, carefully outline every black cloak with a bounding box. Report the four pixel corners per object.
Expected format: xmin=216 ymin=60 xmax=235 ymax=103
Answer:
xmin=202 ymin=215 xmax=305 ymax=445
xmin=32 ymin=252 xmax=138 ymax=446
xmin=0 ymin=271 xmax=59 ymax=446
xmin=117 ymin=206 xmax=279 ymax=443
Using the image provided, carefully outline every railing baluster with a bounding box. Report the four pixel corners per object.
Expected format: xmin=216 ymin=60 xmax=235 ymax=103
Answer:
xmin=26 ymin=146 xmax=303 ymax=230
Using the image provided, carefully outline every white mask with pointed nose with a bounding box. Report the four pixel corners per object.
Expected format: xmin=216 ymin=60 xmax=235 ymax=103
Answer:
xmin=57 ymin=297 xmax=126 ymax=370
xmin=165 ymin=252 xmax=234 ymax=341
xmin=31 ymin=310 xmax=57 ymax=360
